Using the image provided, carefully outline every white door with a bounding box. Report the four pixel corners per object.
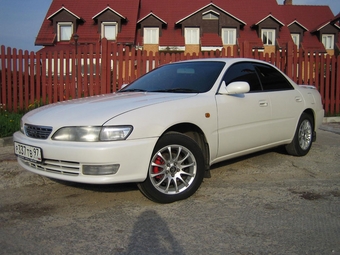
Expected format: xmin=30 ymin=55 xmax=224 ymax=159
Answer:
xmin=253 ymin=63 xmax=304 ymax=143
xmin=216 ymin=62 xmax=272 ymax=158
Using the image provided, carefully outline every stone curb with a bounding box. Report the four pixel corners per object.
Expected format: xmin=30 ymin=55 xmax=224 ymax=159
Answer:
xmin=0 ymin=136 xmax=13 ymax=147
xmin=323 ymin=116 xmax=340 ymax=123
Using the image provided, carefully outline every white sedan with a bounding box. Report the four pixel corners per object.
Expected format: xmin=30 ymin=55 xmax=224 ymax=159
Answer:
xmin=14 ymin=58 xmax=324 ymax=203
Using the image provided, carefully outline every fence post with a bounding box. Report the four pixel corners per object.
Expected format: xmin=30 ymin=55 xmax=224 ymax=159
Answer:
xmin=242 ymin=41 xmax=251 ymax=58
xmin=337 ymin=55 xmax=340 ymax=113
xmin=13 ymin=48 xmax=18 ymax=112
xmin=101 ymin=38 xmax=108 ymax=94
xmin=6 ymin=47 xmax=12 ymax=110
xmin=330 ymin=56 xmax=336 ymax=115
xmin=0 ymin=46 xmax=5 ymax=109
xmin=0 ymin=43 xmax=339 ymax=115
xmin=286 ymin=41 xmax=293 ymax=78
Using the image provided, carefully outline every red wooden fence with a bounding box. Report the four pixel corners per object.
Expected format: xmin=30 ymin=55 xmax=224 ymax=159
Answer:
xmin=1 ymin=39 xmax=340 ymax=114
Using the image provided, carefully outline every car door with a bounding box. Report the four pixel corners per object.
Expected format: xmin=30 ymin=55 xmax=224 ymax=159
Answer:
xmin=253 ymin=63 xmax=304 ymax=143
xmin=215 ymin=62 xmax=272 ymax=158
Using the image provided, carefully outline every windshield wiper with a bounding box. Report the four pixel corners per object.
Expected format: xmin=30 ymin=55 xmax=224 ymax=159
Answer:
xmin=118 ymin=88 xmax=147 ymax=93
xmin=152 ymin=88 xmax=200 ymax=93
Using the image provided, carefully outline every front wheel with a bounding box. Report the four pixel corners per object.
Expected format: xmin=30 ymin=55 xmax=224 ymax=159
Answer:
xmin=138 ymin=132 xmax=205 ymax=203
xmin=285 ymin=113 xmax=314 ymax=156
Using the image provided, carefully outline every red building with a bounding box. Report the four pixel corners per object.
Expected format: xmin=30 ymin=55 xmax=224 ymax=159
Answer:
xmin=35 ymin=0 xmax=340 ymax=55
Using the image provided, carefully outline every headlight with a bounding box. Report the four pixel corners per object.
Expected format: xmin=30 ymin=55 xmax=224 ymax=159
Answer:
xmin=52 ymin=126 xmax=133 ymax=142
xmin=20 ymin=119 xmax=24 ymax=134
xmin=100 ymin=126 xmax=133 ymax=141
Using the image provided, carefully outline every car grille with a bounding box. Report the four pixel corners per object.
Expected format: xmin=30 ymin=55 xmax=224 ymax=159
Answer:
xmin=19 ymin=158 xmax=80 ymax=176
xmin=25 ymin=124 xmax=53 ymax=139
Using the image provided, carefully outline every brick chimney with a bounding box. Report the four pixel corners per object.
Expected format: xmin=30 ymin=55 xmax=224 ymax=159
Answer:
xmin=284 ymin=0 xmax=292 ymax=5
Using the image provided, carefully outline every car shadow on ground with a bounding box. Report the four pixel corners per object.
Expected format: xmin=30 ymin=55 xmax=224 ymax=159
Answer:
xmin=48 ymin=146 xmax=288 ymax=193
xmin=46 ymin=146 xmax=288 ymax=193
xmin=49 ymin=179 xmax=139 ymax=193
xmin=209 ymin=145 xmax=288 ymax=171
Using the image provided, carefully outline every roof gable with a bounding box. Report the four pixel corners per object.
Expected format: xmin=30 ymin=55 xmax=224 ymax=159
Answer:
xmin=175 ymin=2 xmax=246 ymax=25
xmin=255 ymin=14 xmax=284 ymax=26
xmin=47 ymin=6 xmax=81 ymax=20
xmin=287 ymin=20 xmax=308 ymax=31
xmin=202 ymin=10 xmax=220 ymax=17
xmin=92 ymin=6 xmax=126 ymax=20
xmin=137 ymin=12 xmax=167 ymax=24
xmin=311 ymin=21 xmax=340 ymax=32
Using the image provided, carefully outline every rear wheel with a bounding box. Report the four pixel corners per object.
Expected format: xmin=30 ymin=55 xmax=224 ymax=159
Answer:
xmin=285 ymin=113 xmax=314 ymax=156
xmin=138 ymin=132 xmax=205 ymax=203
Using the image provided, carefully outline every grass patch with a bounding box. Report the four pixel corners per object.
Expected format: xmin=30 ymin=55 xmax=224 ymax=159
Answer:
xmin=0 ymin=100 xmax=45 ymax=138
xmin=325 ymin=113 xmax=340 ymax=117
xmin=0 ymin=109 xmax=23 ymax=138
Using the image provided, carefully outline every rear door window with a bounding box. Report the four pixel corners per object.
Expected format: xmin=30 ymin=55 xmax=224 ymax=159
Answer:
xmin=253 ymin=63 xmax=293 ymax=91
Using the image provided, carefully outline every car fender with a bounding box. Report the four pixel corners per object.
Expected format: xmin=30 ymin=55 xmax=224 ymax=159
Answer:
xmin=104 ymin=93 xmax=219 ymax=161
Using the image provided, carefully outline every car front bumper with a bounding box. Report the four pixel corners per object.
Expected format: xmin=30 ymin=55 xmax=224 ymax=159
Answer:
xmin=13 ymin=131 xmax=157 ymax=184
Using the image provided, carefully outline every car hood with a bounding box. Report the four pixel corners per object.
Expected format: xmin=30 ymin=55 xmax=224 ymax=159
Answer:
xmin=24 ymin=92 xmax=196 ymax=126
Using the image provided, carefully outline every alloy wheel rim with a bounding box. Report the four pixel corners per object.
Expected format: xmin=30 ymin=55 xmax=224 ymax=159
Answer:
xmin=298 ymin=120 xmax=312 ymax=150
xmin=149 ymin=145 xmax=197 ymax=195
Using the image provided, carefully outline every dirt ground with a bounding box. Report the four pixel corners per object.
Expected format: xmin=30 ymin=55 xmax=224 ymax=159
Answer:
xmin=0 ymin=129 xmax=339 ymax=255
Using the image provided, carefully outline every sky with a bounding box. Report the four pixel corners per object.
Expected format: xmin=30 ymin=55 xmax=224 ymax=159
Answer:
xmin=0 ymin=0 xmax=339 ymax=53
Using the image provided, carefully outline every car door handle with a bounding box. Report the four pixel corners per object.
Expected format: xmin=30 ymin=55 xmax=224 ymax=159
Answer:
xmin=295 ymin=96 xmax=303 ymax=102
xmin=259 ymin=100 xmax=268 ymax=107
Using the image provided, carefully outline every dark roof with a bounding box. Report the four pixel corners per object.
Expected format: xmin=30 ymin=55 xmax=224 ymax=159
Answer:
xmin=35 ymin=0 xmax=337 ymax=52
xmin=278 ymin=4 xmax=335 ymax=52
xmin=136 ymin=0 xmax=281 ymax=47
xmin=35 ymin=0 xmax=140 ymax=46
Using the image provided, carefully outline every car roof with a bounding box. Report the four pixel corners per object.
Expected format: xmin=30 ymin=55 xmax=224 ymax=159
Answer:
xmin=176 ymin=57 xmax=271 ymax=66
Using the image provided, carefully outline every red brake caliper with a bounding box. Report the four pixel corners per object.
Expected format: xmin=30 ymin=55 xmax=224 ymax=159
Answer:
xmin=153 ymin=156 xmax=164 ymax=180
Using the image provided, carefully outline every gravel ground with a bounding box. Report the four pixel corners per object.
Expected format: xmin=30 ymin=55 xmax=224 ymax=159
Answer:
xmin=0 ymin=125 xmax=339 ymax=255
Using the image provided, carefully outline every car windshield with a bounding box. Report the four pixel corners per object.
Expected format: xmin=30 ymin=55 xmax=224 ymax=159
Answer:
xmin=119 ymin=61 xmax=225 ymax=93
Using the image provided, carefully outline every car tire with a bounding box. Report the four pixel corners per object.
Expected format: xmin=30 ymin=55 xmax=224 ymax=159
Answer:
xmin=285 ymin=113 xmax=314 ymax=156
xmin=137 ymin=132 xmax=205 ymax=203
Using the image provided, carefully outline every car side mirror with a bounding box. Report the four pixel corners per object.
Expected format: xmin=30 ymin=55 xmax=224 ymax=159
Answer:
xmin=118 ymin=84 xmax=129 ymax=92
xmin=218 ymin=81 xmax=250 ymax=95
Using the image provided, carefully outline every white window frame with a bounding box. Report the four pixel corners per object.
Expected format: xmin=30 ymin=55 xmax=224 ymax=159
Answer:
xmin=143 ymin=27 xmax=159 ymax=44
xmin=291 ymin=33 xmax=300 ymax=49
xmin=322 ymin=34 xmax=334 ymax=49
xmin=58 ymin=22 xmax=73 ymax=41
xmin=222 ymin=28 xmax=237 ymax=45
xmin=101 ymin=22 xmax=117 ymax=40
xmin=261 ymin=29 xmax=275 ymax=45
xmin=202 ymin=13 xmax=219 ymax=20
xmin=185 ymin=28 xmax=200 ymax=45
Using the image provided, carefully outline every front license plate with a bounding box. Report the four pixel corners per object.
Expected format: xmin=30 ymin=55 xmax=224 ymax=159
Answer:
xmin=14 ymin=142 xmax=42 ymax=162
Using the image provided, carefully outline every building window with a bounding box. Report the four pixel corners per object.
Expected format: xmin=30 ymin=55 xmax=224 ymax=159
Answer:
xmin=222 ymin=28 xmax=237 ymax=45
xmin=101 ymin=22 xmax=117 ymax=40
xmin=291 ymin=34 xmax=300 ymax=49
xmin=58 ymin=22 xmax=73 ymax=41
xmin=185 ymin=28 xmax=200 ymax=45
xmin=322 ymin=34 xmax=334 ymax=49
xmin=202 ymin=12 xmax=219 ymax=20
xmin=261 ymin=29 xmax=275 ymax=45
xmin=144 ymin=28 xmax=159 ymax=44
